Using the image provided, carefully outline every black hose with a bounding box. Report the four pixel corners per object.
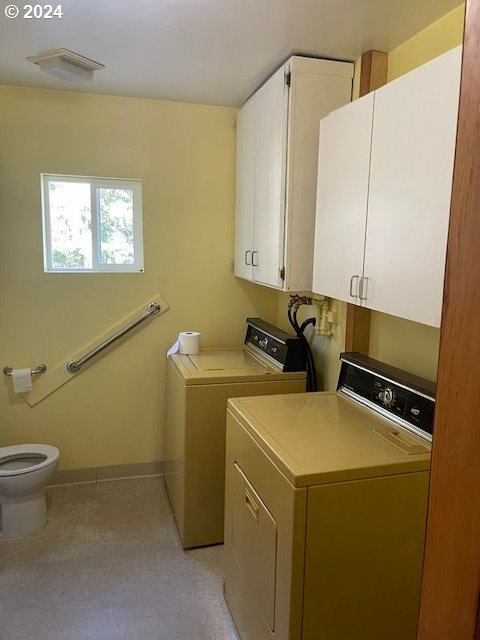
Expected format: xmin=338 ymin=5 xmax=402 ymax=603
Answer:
xmin=290 ymin=306 xmax=299 ymax=334
xmin=300 ymin=317 xmax=316 ymax=333
xmin=298 ymin=316 xmax=318 ymax=391
xmin=302 ymin=331 xmax=317 ymax=392
xmin=306 ymin=342 xmax=318 ymax=391
xmin=288 ymin=305 xmax=311 ymax=390
xmin=287 ymin=306 xmax=295 ymax=332
xmin=288 ymin=305 xmax=318 ymax=392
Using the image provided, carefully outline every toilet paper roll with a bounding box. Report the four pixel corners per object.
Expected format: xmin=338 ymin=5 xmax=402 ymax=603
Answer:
xmin=167 ymin=332 xmax=201 ymax=357
xmin=11 ymin=368 xmax=33 ymax=393
xmin=179 ymin=331 xmax=201 ymax=354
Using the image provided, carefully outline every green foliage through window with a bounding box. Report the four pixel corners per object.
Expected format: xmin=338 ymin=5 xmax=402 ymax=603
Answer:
xmin=99 ymin=188 xmax=134 ymax=264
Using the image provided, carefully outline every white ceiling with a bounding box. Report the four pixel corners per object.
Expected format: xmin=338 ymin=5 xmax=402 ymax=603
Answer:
xmin=0 ymin=0 xmax=462 ymax=106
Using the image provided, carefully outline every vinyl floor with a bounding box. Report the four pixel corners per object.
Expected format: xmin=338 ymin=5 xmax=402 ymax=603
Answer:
xmin=0 ymin=477 xmax=240 ymax=640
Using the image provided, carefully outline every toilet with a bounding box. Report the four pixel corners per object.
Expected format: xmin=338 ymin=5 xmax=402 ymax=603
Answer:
xmin=0 ymin=444 xmax=60 ymax=539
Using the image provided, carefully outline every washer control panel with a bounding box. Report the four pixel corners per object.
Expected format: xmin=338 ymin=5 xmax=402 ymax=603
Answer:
xmin=244 ymin=318 xmax=307 ymax=372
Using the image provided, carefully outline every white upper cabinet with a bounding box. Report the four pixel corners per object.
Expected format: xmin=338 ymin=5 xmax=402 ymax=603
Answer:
xmin=313 ymin=45 xmax=462 ymax=327
xmin=235 ymin=56 xmax=353 ymax=291
xmin=364 ymin=46 xmax=462 ymax=327
xmin=312 ymin=92 xmax=374 ymax=303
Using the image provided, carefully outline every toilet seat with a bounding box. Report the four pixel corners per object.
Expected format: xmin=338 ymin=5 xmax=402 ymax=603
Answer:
xmin=0 ymin=444 xmax=60 ymax=477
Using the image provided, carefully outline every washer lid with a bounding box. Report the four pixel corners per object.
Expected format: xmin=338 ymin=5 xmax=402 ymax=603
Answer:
xmin=228 ymin=392 xmax=431 ymax=487
xmin=169 ymin=349 xmax=306 ymax=385
xmin=188 ymin=350 xmax=266 ymax=372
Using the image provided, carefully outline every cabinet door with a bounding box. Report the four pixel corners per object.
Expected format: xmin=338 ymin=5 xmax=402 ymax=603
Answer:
xmin=364 ymin=46 xmax=462 ymax=327
xmin=234 ymin=96 xmax=256 ymax=280
xmin=312 ymin=93 xmax=374 ymax=303
xmin=252 ymin=66 xmax=289 ymax=288
xmin=285 ymin=63 xmax=353 ymax=292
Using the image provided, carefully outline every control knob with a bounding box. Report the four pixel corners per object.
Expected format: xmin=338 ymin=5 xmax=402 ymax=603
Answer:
xmin=259 ymin=337 xmax=268 ymax=349
xmin=379 ymin=387 xmax=396 ymax=408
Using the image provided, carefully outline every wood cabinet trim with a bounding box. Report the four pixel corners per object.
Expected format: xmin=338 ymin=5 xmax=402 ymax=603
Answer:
xmin=359 ymin=50 xmax=388 ymax=96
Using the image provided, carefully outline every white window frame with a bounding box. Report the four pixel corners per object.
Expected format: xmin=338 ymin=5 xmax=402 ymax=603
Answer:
xmin=41 ymin=173 xmax=144 ymax=273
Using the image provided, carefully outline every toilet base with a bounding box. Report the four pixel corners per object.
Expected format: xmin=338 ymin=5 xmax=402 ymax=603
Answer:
xmin=0 ymin=490 xmax=47 ymax=539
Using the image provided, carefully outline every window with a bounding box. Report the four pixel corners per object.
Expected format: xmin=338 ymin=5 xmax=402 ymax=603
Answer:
xmin=41 ymin=174 xmax=144 ymax=272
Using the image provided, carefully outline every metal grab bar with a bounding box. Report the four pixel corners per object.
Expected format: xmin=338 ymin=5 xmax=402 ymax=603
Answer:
xmin=3 ymin=364 xmax=47 ymax=376
xmin=67 ymin=302 xmax=161 ymax=373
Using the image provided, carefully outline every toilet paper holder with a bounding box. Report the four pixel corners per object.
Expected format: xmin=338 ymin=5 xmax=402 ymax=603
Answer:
xmin=3 ymin=364 xmax=47 ymax=377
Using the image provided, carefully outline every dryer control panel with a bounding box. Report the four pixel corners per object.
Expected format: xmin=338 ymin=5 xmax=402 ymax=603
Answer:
xmin=245 ymin=318 xmax=307 ymax=372
xmin=337 ymin=352 xmax=436 ymax=439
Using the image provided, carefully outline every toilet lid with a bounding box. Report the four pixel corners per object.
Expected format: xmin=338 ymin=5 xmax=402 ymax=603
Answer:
xmin=0 ymin=444 xmax=59 ymax=477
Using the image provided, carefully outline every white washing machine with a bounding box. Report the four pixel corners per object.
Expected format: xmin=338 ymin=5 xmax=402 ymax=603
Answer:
xmin=164 ymin=318 xmax=307 ymax=549
xmin=224 ymin=352 xmax=434 ymax=640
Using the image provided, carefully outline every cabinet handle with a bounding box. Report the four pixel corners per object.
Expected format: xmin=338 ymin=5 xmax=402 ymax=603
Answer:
xmin=252 ymin=251 xmax=258 ymax=267
xmin=349 ymin=275 xmax=359 ymax=298
xmin=244 ymin=250 xmax=252 ymax=265
xmin=359 ymin=277 xmax=369 ymax=301
xmin=245 ymin=489 xmax=259 ymax=522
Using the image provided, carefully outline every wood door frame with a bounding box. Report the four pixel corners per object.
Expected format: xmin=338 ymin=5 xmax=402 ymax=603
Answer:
xmin=417 ymin=2 xmax=480 ymax=637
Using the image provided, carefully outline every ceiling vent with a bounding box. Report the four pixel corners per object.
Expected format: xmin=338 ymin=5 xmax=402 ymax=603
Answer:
xmin=26 ymin=49 xmax=105 ymax=82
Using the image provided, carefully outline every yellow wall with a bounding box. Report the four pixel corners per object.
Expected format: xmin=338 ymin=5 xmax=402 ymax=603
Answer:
xmin=369 ymin=314 xmax=441 ymax=380
xmin=0 ymin=86 xmax=278 ymax=470
xmin=388 ymin=4 xmax=465 ymax=82
xmin=278 ymin=3 xmax=464 ymax=389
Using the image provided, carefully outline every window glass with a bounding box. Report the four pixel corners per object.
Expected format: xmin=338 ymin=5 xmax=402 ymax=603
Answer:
xmin=98 ymin=188 xmax=134 ymax=265
xmin=49 ymin=181 xmax=92 ymax=269
xmin=42 ymin=175 xmax=143 ymax=273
